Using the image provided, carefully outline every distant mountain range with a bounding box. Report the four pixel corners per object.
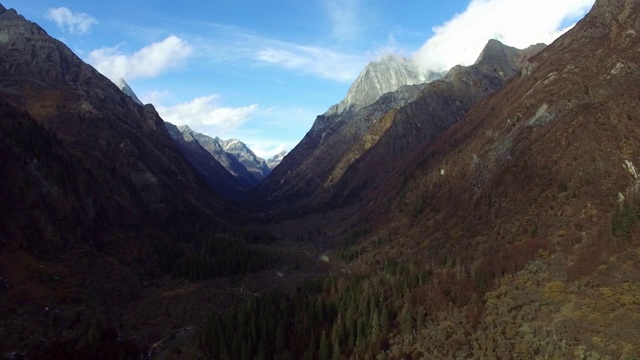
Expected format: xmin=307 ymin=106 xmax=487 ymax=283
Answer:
xmin=115 ymin=78 xmax=278 ymax=194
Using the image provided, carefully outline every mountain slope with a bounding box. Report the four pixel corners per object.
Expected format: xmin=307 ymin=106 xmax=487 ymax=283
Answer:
xmin=322 ymin=40 xmax=544 ymax=208
xmin=338 ymin=0 xmax=640 ymax=356
xmin=0 ymin=4 xmax=276 ymax=354
xmin=255 ymin=40 xmax=542 ymax=216
xmin=255 ymin=82 xmax=428 ymax=210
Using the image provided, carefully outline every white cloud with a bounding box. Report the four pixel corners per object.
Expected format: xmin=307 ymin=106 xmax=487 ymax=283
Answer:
xmin=323 ymin=0 xmax=365 ymax=43
xmin=154 ymin=95 xmax=258 ymax=135
xmin=87 ymin=36 xmax=193 ymax=81
xmin=256 ymin=45 xmax=365 ymax=82
xmin=243 ymin=141 xmax=294 ymax=159
xmin=413 ymin=0 xmax=595 ymax=73
xmin=45 ymin=7 xmax=97 ymax=35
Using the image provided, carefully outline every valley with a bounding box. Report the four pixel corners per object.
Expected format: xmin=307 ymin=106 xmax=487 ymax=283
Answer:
xmin=1 ymin=0 xmax=640 ymax=359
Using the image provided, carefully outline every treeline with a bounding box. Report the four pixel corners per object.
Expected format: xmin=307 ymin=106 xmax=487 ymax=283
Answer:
xmin=153 ymin=215 xmax=278 ymax=280
xmin=197 ymin=225 xmax=555 ymax=359
xmin=199 ymin=259 xmax=436 ymax=359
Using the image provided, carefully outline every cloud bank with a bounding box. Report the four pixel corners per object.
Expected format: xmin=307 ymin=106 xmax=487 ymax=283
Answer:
xmin=413 ymin=0 xmax=595 ymax=73
xmin=154 ymin=95 xmax=258 ymax=135
xmin=88 ymin=36 xmax=193 ymax=81
xmin=323 ymin=0 xmax=365 ymax=43
xmin=256 ymin=44 xmax=364 ymax=82
xmin=46 ymin=7 xmax=97 ymax=35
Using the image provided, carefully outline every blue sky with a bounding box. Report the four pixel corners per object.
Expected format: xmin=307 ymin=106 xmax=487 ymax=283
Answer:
xmin=5 ymin=0 xmax=594 ymax=158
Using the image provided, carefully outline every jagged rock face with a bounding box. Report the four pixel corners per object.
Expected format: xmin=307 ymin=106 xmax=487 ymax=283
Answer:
xmin=216 ymin=137 xmax=270 ymax=180
xmin=116 ymin=78 xmax=144 ymax=106
xmin=255 ymin=40 xmax=541 ymax=214
xmin=266 ymin=150 xmax=287 ymax=169
xmin=327 ymin=55 xmax=441 ymax=115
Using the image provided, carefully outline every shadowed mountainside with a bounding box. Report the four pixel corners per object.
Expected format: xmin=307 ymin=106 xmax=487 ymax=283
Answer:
xmin=0 ymin=4 xmax=281 ymax=355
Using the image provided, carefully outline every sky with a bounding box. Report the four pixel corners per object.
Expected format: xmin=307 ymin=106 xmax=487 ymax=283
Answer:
xmin=5 ymin=0 xmax=594 ymax=159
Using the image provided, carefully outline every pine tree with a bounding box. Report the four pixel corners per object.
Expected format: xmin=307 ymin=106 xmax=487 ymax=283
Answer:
xmin=400 ymin=305 xmax=413 ymax=336
xmin=370 ymin=312 xmax=380 ymax=341
xmin=319 ymin=330 xmax=330 ymax=360
xmin=356 ymin=318 xmax=366 ymax=349
xmin=332 ymin=336 xmax=341 ymax=360
xmin=380 ymin=306 xmax=390 ymax=337
xmin=332 ymin=313 xmax=344 ymax=347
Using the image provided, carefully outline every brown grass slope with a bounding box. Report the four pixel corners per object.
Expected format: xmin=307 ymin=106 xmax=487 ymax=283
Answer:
xmin=342 ymin=0 xmax=640 ymax=357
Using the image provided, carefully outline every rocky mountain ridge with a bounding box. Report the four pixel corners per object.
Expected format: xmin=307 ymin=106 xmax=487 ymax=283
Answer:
xmin=112 ymin=82 xmax=269 ymax=190
xmin=255 ymin=39 xmax=544 ymax=215
xmin=164 ymin=122 xmax=254 ymax=196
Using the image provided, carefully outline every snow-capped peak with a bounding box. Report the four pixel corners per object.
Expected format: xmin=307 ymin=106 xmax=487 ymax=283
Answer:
xmin=327 ymin=54 xmax=441 ymax=116
xmin=216 ymin=137 xmax=271 ymax=180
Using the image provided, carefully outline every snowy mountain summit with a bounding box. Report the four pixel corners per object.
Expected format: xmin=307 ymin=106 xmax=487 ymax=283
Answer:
xmin=216 ymin=137 xmax=270 ymax=180
xmin=327 ymin=54 xmax=441 ymax=115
